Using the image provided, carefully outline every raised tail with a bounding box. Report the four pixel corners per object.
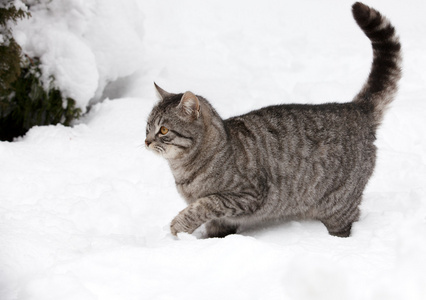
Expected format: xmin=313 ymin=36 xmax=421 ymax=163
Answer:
xmin=351 ymin=2 xmax=402 ymax=126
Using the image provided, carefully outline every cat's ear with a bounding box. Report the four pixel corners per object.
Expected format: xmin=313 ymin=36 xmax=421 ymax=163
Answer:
xmin=154 ymin=82 xmax=173 ymax=100
xmin=178 ymin=91 xmax=200 ymax=120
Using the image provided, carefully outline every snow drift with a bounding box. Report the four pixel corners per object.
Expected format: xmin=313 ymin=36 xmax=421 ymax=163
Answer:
xmin=13 ymin=0 xmax=144 ymax=110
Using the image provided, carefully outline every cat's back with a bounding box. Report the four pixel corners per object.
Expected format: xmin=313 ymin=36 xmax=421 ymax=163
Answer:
xmin=225 ymin=101 xmax=375 ymax=148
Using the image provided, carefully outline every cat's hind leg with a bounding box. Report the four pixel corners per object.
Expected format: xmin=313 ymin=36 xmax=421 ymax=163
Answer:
xmin=319 ymin=200 xmax=361 ymax=238
xmin=205 ymin=219 xmax=239 ymax=238
xmin=321 ymin=220 xmax=354 ymax=238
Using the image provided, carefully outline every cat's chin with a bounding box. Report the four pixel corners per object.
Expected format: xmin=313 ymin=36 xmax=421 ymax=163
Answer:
xmin=162 ymin=145 xmax=185 ymax=160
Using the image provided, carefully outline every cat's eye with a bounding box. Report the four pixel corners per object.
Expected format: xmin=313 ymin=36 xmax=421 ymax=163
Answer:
xmin=160 ymin=126 xmax=169 ymax=135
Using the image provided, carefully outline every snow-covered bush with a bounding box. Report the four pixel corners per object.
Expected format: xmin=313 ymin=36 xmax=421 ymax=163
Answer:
xmin=0 ymin=56 xmax=82 ymax=141
xmin=13 ymin=0 xmax=145 ymax=109
xmin=0 ymin=1 xmax=81 ymax=141
xmin=1 ymin=0 xmax=144 ymax=141
xmin=0 ymin=0 xmax=28 ymax=94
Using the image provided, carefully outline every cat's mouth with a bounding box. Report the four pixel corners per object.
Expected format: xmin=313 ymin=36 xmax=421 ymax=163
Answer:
xmin=153 ymin=145 xmax=165 ymax=155
xmin=146 ymin=142 xmax=184 ymax=160
xmin=146 ymin=143 xmax=165 ymax=156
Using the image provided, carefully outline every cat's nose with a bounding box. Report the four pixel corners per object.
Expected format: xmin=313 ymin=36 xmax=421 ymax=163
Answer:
xmin=145 ymin=139 xmax=152 ymax=147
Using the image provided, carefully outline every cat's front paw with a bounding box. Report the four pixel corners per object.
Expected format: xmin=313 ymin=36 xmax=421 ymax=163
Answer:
xmin=170 ymin=212 xmax=195 ymax=236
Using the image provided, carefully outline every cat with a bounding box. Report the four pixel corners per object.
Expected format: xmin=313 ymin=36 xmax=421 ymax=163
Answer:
xmin=145 ymin=2 xmax=401 ymax=238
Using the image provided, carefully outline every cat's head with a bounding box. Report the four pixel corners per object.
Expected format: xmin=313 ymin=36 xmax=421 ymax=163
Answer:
xmin=145 ymin=83 xmax=209 ymax=160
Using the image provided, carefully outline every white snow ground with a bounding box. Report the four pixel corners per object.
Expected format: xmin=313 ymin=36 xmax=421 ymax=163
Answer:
xmin=1 ymin=0 xmax=426 ymax=299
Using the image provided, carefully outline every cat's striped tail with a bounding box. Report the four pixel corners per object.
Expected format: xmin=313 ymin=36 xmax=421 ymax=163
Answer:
xmin=351 ymin=2 xmax=402 ymax=126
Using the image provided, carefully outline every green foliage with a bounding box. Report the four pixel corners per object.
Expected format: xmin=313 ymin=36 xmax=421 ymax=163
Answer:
xmin=0 ymin=58 xmax=82 ymax=141
xmin=0 ymin=1 xmax=30 ymax=94
xmin=0 ymin=1 xmax=29 ymax=26
xmin=0 ymin=2 xmax=82 ymax=141
xmin=0 ymin=36 xmax=21 ymax=94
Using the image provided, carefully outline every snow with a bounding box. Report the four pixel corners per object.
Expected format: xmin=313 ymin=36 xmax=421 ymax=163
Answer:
xmin=2 ymin=0 xmax=426 ymax=299
xmin=13 ymin=0 xmax=144 ymax=110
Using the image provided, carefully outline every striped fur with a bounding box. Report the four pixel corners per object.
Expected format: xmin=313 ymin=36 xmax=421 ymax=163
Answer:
xmin=351 ymin=2 xmax=402 ymax=126
xmin=145 ymin=2 xmax=401 ymax=238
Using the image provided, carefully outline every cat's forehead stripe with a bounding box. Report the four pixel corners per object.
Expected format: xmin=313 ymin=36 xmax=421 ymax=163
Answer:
xmin=147 ymin=112 xmax=162 ymax=131
xmin=156 ymin=116 xmax=164 ymax=127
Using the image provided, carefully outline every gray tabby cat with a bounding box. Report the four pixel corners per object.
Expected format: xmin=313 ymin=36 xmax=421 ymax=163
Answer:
xmin=145 ymin=2 xmax=401 ymax=238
